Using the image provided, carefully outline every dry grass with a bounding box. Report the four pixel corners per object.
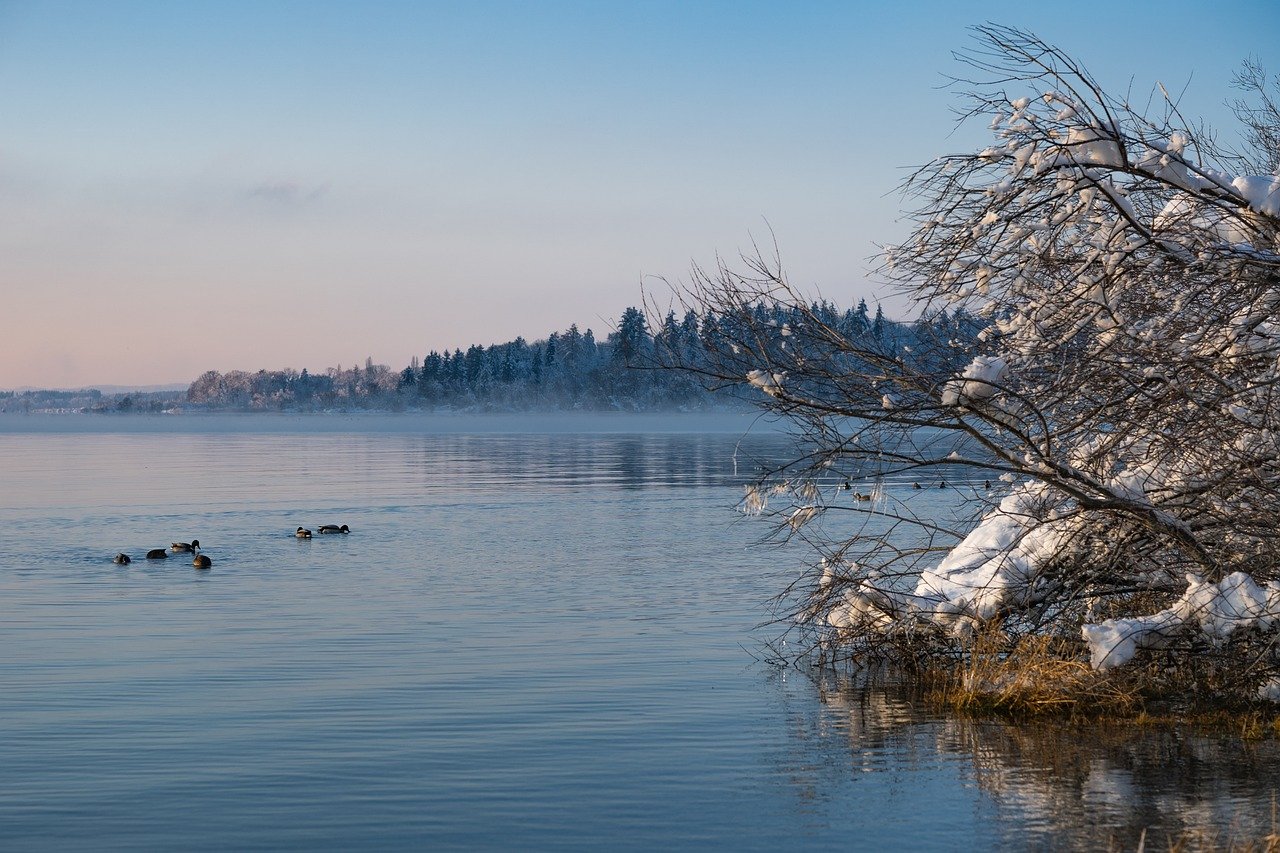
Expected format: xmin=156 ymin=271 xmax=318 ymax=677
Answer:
xmin=931 ymin=630 xmax=1144 ymax=719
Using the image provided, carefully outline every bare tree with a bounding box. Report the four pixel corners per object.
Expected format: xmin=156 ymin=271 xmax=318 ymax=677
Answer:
xmin=671 ymin=25 xmax=1280 ymax=700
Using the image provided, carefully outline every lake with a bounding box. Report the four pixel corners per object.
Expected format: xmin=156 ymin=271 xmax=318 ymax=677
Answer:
xmin=2 ymin=414 xmax=1277 ymax=850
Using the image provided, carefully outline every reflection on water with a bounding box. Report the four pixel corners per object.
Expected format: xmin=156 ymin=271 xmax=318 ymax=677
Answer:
xmin=0 ymin=418 xmax=1275 ymax=850
xmin=797 ymin=674 xmax=1280 ymax=850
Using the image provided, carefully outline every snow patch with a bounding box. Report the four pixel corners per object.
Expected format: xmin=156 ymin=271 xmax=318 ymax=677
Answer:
xmin=1232 ymin=175 xmax=1280 ymax=218
xmin=747 ymin=370 xmax=787 ymax=398
xmin=1082 ymin=572 xmax=1280 ymax=670
xmin=941 ymin=356 xmax=1008 ymax=406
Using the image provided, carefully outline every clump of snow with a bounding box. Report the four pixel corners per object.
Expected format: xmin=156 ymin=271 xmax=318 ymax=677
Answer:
xmin=1154 ymin=195 xmax=1255 ymax=245
xmin=1232 ymin=175 xmax=1280 ymax=218
xmin=825 ymin=482 xmax=1074 ymax=635
xmin=914 ymin=482 xmax=1069 ymax=622
xmin=1259 ymin=678 xmax=1280 ymax=703
xmin=941 ymin=355 xmax=1008 ymax=406
xmin=1081 ymin=572 xmax=1280 ymax=670
xmin=1082 ymin=611 xmax=1184 ymax=670
xmin=1061 ymin=125 xmax=1123 ymax=168
xmin=788 ymin=506 xmax=819 ymax=531
xmin=747 ymin=369 xmax=787 ymax=398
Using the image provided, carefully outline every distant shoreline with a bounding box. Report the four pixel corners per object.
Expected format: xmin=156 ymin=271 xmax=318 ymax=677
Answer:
xmin=0 ymin=410 xmax=782 ymax=435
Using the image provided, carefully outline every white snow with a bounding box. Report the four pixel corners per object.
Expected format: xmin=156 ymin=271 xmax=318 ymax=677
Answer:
xmin=1232 ymin=175 xmax=1280 ymax=218
xmin=1082 ymin=572 xmax=1280 ymax=670
xmin=826 ymin=482 xmax=1073 ymax=635
xmin=746 ymin=369 xmax=787 ymax=398
xmin=1061 ymin=125 xmax=1123 ymax=168
xmin=1082 ymin=610 xmax=1184 ymax=670
xmin=1154 ymin=195 xmax=1255 ymax=245
xmin=788 ymin=506 xmax=819 ymax=531
xmin=1259 ymin=678 xmax=1280 ymax=702
xmin=941 ymin=355 xmax=1008 ymax=406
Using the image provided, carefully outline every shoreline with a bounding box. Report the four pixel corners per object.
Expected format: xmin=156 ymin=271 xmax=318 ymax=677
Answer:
xmin=0 ymin=409 xmax=784 ymax=435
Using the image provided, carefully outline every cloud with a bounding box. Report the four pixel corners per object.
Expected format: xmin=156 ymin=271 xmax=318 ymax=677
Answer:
xmin=244 ymin=180 xmax=329 ymax=205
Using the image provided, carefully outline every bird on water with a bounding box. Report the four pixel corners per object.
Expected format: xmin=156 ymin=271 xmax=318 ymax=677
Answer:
xmin=317 ymin=524 xmax=350 ymax=534
xmin=146 ymin=548 xmax=168 ymax=559
xmin=193 ymin=554 xmax=212 ymax=569
xmin=113 ymin=553 xmax=131 ymax=565
xmin=171 ymin=540 xmax=200 ymax=553
xmin=296 ymin=527 xmax=313 ymax=539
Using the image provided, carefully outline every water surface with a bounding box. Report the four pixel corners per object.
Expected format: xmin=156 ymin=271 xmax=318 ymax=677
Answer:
xmin=1 ymin=416 xmax=1276 ymax=850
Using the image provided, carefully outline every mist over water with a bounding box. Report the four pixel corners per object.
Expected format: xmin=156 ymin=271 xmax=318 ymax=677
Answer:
xmin=1 ymin=416 xmax=1275 ymax=850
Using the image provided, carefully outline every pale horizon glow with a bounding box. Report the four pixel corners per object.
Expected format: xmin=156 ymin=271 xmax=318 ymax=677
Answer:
xmin=1 ymin=0 xmax=1277 ymax=388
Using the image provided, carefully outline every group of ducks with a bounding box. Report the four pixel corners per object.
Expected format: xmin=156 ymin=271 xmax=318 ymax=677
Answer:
xmin=111 ymin=524 xmax=352 ymax=569
xmin=838 ymin=479 xmax=993 ymax=500
xmin=908 ymin=480 xmax=993 ymax=490
xmin=111 ymin=540 xmax=209 ymax=569
xmin=294 ymin=525 xmax=350 ymax=539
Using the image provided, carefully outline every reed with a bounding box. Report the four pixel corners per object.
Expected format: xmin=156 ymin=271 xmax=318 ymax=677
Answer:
xmin=932 ymin=629 xmax=1143 ymax=719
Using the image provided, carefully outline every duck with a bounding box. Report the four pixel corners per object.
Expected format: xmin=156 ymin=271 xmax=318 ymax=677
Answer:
xmin=317 ymin=524 xmax=350 ymax=534
xmin=113 ymin=553 xmax=131 ymax=565
xmin=913 ymin=482 xmax=922 ymax=490
xmin=171 ymin=539 xmax=200 ymax=553
xmin=296 ymin=527 xmax=313 ymax=539
xmin=985 ymin=480 xmax=992 ymax=489
xmin=853 ymin=491 xmax=873 ymax=502
xmin=939 ymin=481 xmax=947 ymax=489
xmin=146 ymin=548 xmax=168 ymax=559
xmin=192 ymin=553 xmax=212 ymax=569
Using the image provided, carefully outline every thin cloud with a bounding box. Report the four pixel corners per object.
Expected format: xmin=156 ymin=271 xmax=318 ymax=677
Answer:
xmin=245 ymin=180 xmax=329 ymax=205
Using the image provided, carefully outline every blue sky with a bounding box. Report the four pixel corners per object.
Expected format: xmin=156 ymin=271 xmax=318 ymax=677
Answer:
xmin=1 ymin=0 xmax=1277 ymax=387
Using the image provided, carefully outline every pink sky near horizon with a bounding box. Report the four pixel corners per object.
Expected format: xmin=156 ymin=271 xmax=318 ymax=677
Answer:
xmin=2 ymin=0 xmax=1276 ymax=388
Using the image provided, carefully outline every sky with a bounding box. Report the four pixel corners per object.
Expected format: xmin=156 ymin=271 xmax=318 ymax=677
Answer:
xmin=1 ymin=0 xmax=1277 ymax=388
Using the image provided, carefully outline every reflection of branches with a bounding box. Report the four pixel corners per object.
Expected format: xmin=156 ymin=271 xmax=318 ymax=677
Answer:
xmin=788 ymin=675 xmax=1280 ymax=849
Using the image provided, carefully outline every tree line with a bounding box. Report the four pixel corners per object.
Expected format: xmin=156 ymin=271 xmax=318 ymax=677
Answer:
xmin=182 ymin=302 xmax=974 ymax=412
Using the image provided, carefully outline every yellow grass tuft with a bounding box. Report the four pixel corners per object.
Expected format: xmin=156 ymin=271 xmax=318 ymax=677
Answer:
xmin=932 ymin=630 xmax=1142 ymax=718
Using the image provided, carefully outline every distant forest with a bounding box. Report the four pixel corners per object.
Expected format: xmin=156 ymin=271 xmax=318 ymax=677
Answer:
xmin=2 ymin=301 xmax=979 ymax=414
xmin=183 ymin=301 xmax=978 ymax=412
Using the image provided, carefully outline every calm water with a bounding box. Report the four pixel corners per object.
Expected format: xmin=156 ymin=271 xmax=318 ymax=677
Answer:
xmin=2 ymin=415 xmax=1278 ymax=851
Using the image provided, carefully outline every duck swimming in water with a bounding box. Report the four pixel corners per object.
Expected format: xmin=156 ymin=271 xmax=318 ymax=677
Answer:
xmin=296 ymin=527 xmax=313 ymax=539
xmin=192 ymin=554 xmax=212 ymax=569
xmin=171 ymin=540 xmax=200 ymax=553
xmin=317 ymin=524 xmax=350 ymax=534
xmin=146 ymin=548 xmax=168 ymax=559
xmin=113 ymin=553 xmax=131 ymax=565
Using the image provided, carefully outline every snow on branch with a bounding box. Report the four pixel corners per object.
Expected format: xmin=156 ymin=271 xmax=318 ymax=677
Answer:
xmin=669 ymin=25 xmax=1280 ymax=703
